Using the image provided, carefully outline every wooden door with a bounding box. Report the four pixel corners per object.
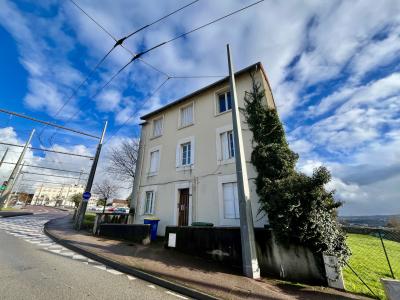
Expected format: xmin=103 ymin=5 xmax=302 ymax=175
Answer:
xmin=178 ymin=188 xmax=189 ymax=226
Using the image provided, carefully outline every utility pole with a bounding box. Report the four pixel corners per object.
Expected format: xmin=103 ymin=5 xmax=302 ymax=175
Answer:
xmin=0 ymin=148 xmax=9 ymax=169
xmin=0 ymin=129 xmax=34 ymax=209
xmin=74 ymin=121 xmax=107 ymax=230
xmin=226 ymin=44 xmax=260 ymax=279
xmin=4 ymin=162 xmax=25 ymax=207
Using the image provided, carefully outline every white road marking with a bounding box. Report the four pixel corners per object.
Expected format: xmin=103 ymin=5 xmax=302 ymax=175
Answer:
xmin=127 ymin=275 xmax=137 ymax=280
xmin=166 ymin=291 xmax=189 ymax=299
xmin=106 ymin=269 xmax=123 ymax=275
xmin=94 ymin=265 xmax=107 ymax=271
xmin=147 ymin=284 xmax=156 ymax=289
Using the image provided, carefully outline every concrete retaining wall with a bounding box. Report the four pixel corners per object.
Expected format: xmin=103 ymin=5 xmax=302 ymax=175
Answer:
xmin=165 ymin=226 xmax=326 ymax=285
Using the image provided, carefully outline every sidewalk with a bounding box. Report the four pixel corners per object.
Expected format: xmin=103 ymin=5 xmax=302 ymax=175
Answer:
xmin=45 ymin=216 xmax=368 ymax=300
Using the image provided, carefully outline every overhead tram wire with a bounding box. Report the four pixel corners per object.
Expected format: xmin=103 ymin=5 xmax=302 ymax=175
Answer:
xmin=0 ymin=162 xmax=88 ymax=175
xmin=22 ymin=171 xmax=87 ymax=180
xmin=45 ymin=0 xmax=199 ymax=145
xmin=104 ymin=77 xmax=171 ymax=145
xmin=70 ymin=0 xmax=265 ymax=105
xmin=53 ymin=0 xmax=264 ymax=145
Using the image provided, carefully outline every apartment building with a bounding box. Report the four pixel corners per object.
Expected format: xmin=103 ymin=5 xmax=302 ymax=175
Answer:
xmin=33 ymin=184 xmax=86 ymax=207
xmin=131 ymin=62 xmax=276 ymax=235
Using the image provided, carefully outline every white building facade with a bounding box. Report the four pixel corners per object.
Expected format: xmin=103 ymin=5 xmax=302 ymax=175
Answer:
xmin=131 ymin=63 xmax=276 ymax=235
xmin=33 ymin=184 xmax=85 ymax=207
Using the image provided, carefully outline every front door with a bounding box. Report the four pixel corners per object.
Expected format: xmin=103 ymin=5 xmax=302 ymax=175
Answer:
xmin=178 ymin=188 xmax=189 ymax=226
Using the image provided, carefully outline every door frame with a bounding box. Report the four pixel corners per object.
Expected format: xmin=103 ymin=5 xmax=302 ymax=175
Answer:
xmin=174 ymin=182 xmax=192 ymax=226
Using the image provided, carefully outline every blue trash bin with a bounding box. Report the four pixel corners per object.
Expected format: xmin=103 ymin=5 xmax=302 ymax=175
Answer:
xmin=144 ymin=218 xmax=160 ymax=241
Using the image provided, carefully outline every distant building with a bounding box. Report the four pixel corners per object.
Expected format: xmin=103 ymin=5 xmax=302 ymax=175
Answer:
xmin=111 ymin=199 xmax=129 ymax=208
xmin=33 ymin=184 xmax=85 ymax=207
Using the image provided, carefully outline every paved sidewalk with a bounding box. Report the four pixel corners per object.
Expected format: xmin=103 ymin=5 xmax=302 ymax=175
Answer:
xmin=45 ymin=216 xmax=368 ymax=300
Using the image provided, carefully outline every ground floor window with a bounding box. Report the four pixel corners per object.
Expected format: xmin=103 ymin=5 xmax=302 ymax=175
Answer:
xmin=144 ymin=191 xmax=155 ymax=214
xmin=222 ymin=182 xmax=239 ymax=219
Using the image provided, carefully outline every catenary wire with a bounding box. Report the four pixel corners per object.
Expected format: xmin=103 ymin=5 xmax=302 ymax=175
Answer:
xmin=51 ymin=0 xmax=263 ymax=144
xmin=46 ymin=0 xmax=199 ymax=145
xmin=104 ymin=77 xmax=171 ymax=145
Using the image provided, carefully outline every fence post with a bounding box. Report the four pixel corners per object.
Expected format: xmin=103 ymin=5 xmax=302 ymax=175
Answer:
xmin=378 ymin=230 xmax=395 ymax=279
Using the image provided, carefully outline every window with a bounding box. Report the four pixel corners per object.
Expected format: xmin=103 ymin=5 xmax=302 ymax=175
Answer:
xmin=181 ymin=142 xmax=191 ymax=166
xmin=144 ymin=191 xmax=155 ymax=214
xmin=223 ymin=182 xmax=239 ymax=219
xmin=180 ymin=104 xmax=193 ymax=127
xmin=149 ymin=150 xmax=160 ymax=175
xmin=218 ymin=91 xmax=232 ymax=113
xmin=152 ymin=118 xmax=163 ymax=137
xmin=220 ymin=130 xmax=235 ymax=160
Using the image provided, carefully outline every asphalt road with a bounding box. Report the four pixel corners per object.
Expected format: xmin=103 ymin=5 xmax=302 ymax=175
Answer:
xmin=0 ymin=206 xmax=189 ymax=300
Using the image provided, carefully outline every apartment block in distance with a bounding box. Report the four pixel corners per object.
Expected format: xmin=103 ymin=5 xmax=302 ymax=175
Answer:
xmin=131 ymin=62 xmax=276 ymax=236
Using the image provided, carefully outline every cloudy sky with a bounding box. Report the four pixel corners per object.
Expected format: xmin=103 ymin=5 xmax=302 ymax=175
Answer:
xmin=0 ymin=0 xmax=399 ymax=215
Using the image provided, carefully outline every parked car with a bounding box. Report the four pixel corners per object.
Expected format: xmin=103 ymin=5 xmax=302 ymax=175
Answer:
xmin=115 ymin=207 xmax=129 ymax=213
xmin=106 ymin=207 xmax=116 ymax=212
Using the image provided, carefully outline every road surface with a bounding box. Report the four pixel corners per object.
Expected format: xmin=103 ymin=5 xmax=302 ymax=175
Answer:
xmin=0 ymin=206 xmax=189 ymax=300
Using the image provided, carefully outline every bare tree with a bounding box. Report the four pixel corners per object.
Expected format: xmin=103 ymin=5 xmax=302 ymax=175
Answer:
xmin=106 ymin=139 xmax=139 ymax=182
xmin=93 ymin=179 xmax=120 ymax=213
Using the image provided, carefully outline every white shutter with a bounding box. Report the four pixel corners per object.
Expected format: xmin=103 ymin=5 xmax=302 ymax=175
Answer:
xmin=233 ymin=182 xmax=240 ymax=218
xmin=153 ymin=119 xmax=162 ymax=136
xmin=176 ymin=144 xmax=181 ymax=167
xmin=149 ymin=150 xmax=159 ymax=173
xmin=181 ymin=105 xmax=193 ymax=127
xmin=220 ymin=132 xmax=229 ymax=160
xmin=151 ymin=191 xmax=156 ymax=214
xmin=223 ymin=183 xmax=235 ymax=219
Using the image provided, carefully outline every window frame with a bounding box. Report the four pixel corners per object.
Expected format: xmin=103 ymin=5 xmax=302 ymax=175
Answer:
xmin=176 ymin=136 xmax=195 ymax=171
xmin=148 ymin=146 xmax=161 ymax=176
xmin=215 ymin=88 xmax=232 ymax=116
xmin=151 ymin=116 xmax=164 ymax=138
xmin=178 ymin=102 xmax=195 ymax=129
xmin=222 ymin=182 xmax=240 ymax=219
xmin=217 ymin=174 xmax=240 ymax=226
xmin=144 ymin=191 xmax=155 ymax=215
xmin=216 ymin=125 xmax=235 ymax=165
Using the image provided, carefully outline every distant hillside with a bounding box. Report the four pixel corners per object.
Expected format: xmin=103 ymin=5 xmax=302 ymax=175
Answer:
xmin=339 ymin=214 xmax=400 ymax=228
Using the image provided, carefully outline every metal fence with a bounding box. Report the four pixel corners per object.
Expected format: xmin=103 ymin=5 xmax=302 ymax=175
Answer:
xmin=342 ymin=226 xmax=400 ymax=299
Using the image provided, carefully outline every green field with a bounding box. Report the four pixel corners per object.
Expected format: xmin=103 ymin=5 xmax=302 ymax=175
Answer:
xmin=344 ymin=233 xmax=400 ymax=299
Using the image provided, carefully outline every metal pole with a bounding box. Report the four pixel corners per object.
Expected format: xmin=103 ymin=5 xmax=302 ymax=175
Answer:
xmin=0 ymin=129 xmax=34 ymax=209
xmin=226 ymin=44 xmax=260 ymax=279
xmin=0 ymin=148 xmax=9 ymax=169
xmin=378 ymin=231 xmax=395 ymax=279
xmin=4 ymin=162 xmax=25 ymax=207
xmin=74 ymin=121 xmax=108 ymax=230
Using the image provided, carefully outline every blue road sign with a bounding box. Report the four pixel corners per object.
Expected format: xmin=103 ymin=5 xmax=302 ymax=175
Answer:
xmin=82 ymin=192 xmax=91 ymax=200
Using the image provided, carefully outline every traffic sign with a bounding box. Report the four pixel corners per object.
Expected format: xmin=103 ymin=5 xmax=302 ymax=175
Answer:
xmin=82 ymin=192 xmax=91 ymax=200
xmin=1 ymin=181 xmax=8 ymax=191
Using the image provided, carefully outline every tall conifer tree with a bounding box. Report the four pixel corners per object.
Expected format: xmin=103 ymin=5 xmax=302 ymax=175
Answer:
xmin=243 ymin=74 xmax=349 ymax=263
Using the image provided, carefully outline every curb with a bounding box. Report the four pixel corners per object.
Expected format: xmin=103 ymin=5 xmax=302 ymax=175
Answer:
xmin=0 ymin=212 xmax=34 ymax=218
xmin=44 ymin=218 xmax=220 ymax=300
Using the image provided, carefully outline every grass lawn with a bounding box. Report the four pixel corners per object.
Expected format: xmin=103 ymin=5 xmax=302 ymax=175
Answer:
xmin=83 ymin=213 xmax=96 ymax=229
xmin=344 ymin=233 xmax=400 ymax=299
xmin=0 ymin=207 xmax=19 ymax=211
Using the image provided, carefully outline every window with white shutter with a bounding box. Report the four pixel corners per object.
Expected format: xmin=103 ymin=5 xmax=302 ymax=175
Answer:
xmin=149 ymin=150 xmax=160 ymax=175
xmin=217 ymin=91 xmax=232 ymax=113
xmin=223 ymin=182 xmax=239 ymax=219
xmin=220 ymin=130 xmax=235 ymax=161
xmin=181 ymin=142 xmax=191 ymax=166
xmin=152 ymin=118 xmax=163 ymax=137
xmin=180 ymin=104 xmax=193 ymax=127
xmin=144 ymin=191 xmax=155 ymax=214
